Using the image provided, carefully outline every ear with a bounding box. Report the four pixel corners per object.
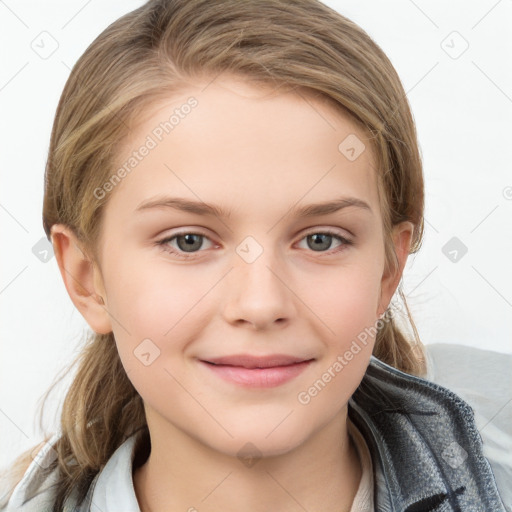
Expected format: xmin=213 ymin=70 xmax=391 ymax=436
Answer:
xmin=377 ymin=221 xmax=414 ymax=317
xmin=50 ymin=224 xmax=112 ymax=334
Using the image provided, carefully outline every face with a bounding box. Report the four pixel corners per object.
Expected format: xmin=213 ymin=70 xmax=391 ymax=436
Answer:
xmin=84 ymin=76 xmax=409 ymax=457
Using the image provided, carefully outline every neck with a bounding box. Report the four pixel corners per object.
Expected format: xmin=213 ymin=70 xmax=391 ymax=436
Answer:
xmin=133 ymin=410 xmax=362 ymax=512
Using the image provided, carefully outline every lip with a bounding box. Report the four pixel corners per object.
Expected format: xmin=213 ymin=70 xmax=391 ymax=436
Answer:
xmin=204 ymin=354 xmax=312 ymax=368
xmin=199 ymin=354 xmax=315 ymax=388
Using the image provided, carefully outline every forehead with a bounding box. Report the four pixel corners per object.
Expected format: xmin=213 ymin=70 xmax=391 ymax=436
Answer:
xmin=104 ymin=76 xmax=380 ymax=224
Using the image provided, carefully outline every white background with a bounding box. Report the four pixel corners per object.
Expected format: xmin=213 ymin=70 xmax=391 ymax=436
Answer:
xmin=1 ymin=0 xmax=511 ymax=469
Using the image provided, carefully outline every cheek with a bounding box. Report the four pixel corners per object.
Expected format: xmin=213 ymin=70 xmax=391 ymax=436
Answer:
xmin=305 ymin=257 xmax=383 ymax=343
xmin=295 ymin=266 xmax=382 ymax=417
xmin=104 ymin=250 xmax=209 ymax=333
xmin=104 ymin=256 xmax=217 ymax=375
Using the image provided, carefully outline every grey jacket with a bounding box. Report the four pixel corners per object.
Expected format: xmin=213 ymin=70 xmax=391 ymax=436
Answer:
xmin=2 ymin=346 xmax=509 ymax=511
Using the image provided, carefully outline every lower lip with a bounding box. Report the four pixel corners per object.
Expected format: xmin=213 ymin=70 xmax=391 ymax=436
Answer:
xmin=200 ymin=360 xmax=313 ymax=388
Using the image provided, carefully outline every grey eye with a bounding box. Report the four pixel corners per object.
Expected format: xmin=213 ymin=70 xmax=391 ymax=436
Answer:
xmin=175 ymin=234 xmax=205 ymax=252
xmin=306 ymin=233 xmax=335 ymax=251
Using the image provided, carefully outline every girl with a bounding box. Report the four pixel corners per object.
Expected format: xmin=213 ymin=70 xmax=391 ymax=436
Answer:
xmin=1 ymin=0 xmax=510 ymax=510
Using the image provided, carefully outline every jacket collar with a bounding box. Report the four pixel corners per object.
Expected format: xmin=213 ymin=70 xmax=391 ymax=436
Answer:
xmin=348 ymin=356 xmax=506 ymax=511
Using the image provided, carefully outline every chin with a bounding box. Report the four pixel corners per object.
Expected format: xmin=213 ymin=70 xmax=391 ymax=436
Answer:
xmin=206 ymin=426 xmax=308 ymax=461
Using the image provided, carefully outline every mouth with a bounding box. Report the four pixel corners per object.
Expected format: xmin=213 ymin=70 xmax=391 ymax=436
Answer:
xmin=198 ymin=354 xmax=315 ymax=388
xmin=201 ymin=354 xmax=314 ymax=369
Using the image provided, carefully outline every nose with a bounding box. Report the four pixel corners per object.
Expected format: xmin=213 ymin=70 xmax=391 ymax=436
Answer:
xmin=221 ymin=245 xmax=296 ymax=330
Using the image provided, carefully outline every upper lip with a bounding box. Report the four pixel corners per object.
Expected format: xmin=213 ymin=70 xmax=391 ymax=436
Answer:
xmin=201 ymin=354 xmax=314 ymax=369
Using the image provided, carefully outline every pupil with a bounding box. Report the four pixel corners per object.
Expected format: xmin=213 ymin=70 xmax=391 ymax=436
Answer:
xmin=309 ymin=234 xmax=331 ymax=251
xmin=178 ymin=234 xmax=202 ymax=252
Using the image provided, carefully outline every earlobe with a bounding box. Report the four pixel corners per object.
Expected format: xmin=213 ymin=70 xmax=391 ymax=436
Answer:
xmin=50 ymin=224 xmax=112 ymax=334
xmin=377 ymin=221 xmax=414 ymax=317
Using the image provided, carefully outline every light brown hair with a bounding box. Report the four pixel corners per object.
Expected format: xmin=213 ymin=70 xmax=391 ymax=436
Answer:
xmin=1 ymin=0 xmax=425 ymax=509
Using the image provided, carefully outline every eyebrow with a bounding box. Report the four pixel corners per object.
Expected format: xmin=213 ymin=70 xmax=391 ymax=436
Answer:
xmin=135 ymin=195 xmax=372 ymax=218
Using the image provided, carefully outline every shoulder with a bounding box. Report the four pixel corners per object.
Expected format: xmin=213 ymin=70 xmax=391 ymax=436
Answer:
xmin=1 ymin=430 xmax=146 ymax=512
xmin=0 ymin=434 xmax=61 ymax=512
xmin=424 ymin=343 xmax=512 ymax=507
xmin=424 ymin=343 xmax=512 ymax=421
xmin=424 ymin=342 xmax=512 ymax=386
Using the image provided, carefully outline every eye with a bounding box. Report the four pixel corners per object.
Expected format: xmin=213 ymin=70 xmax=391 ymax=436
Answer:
xmin=157 ymin=231 xmax=215 ymax=259
xmin=296 ymin=230 xmax=353 ymax=253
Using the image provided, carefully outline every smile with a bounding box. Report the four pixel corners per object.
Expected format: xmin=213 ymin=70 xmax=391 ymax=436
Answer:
xmin=199 ymin=356 xmax=315 ymax=388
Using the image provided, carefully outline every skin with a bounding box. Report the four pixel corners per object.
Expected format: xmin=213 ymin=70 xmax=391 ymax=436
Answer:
xmin=51 ymin=75 xmax=413 ymax=511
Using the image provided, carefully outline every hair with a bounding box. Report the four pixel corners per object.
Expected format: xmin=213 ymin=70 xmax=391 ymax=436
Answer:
xmin=1 ymin=0 xmax=426 ymax=509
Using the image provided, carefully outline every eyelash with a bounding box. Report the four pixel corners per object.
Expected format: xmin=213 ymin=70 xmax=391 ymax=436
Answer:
xmin=156 ymin=229 xmax=354 ymax=260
